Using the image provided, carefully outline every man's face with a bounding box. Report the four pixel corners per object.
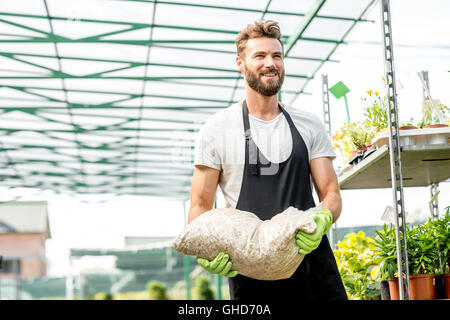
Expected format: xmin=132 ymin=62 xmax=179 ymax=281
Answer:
xmin=238 ymin=37 xmax=285 ymax=97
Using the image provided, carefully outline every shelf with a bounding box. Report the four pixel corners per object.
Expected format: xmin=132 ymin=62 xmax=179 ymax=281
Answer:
xmin=338 ymin=143 xmax=450 ymax=189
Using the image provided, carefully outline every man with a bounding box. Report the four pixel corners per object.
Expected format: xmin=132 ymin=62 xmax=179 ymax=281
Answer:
xmin=188 ymin=20 xmax=347 ymax=300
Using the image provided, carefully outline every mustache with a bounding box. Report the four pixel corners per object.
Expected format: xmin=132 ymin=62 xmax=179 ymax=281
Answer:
xmin=259 ymin=68 xmax=280 ymax=75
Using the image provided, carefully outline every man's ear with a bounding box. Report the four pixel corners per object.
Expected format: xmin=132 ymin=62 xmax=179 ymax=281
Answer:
xmin=236 ymin=56 xmax=245 ymax=73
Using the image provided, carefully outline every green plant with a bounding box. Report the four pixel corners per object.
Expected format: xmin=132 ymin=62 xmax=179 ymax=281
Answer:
xmin=191 ymin=275 xmax=215 ymax=300
xmin=374 ymin=215 xmax=447 ymax=279
xmin=406 ymin=220 xmax=440 ymax=275
xmin=345 ymin=121 xmax=376 ymax=149
xmin=431 ymin=207 xmax=450 ymax=274
xmin=419 ymin=100 xmax=449 ymax=127
xmin=331 ymin=127 xmax=356 ymax=162
xmin=114 ymin=291 xmax=151 ymax=300
xmin=363 ymin=90 xmax=388 ymax=132
xmin=334 ymin=231 xmax=381 ymax=300
xmin=332 ymin=121 xmax=376 ymax=161
xmin=374 ymin=224 xmax=400 ymax=281
xmin=93 ymin=292 xmax=113 ymax=300
xmin=147 ymin=281 xmax=169 ymax=300
xmin=399 ymin=117 xmax=417 ymax=128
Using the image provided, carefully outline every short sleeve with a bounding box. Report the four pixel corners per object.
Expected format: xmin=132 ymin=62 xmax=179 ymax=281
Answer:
xmin=194 ymin=123 xmax=222 ymax=171
xmin=310 ymin=116 xmax=336 ymax=161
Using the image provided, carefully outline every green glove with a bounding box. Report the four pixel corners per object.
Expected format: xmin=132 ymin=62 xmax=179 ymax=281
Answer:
xmin=196 ymin=252 xmax=238 ymax=277
xmin=295 ymin=209 xmax=333 ymax=255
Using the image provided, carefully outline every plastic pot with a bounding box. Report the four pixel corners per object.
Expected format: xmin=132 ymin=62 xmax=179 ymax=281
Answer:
xmin=435 ymin=275 xmax=445 ymax=299
xmin=442 ymin=273 xmax=450 ymax=299
xmin=380 ymin=280 xmax=391 ymax=300
xmin=424 ymin=124 xmax=449 ymax=128
xmin=409 ymin=274 xmax=436 ymax=300
xmin=388 ymin=277 xmax=401 ymax=300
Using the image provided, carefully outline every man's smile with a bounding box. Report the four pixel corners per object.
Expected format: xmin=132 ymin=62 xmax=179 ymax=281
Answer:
xmin=260 ymin=71 xmax=278 ymax=79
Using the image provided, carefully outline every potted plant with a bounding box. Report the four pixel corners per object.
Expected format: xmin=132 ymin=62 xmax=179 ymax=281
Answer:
xmin=341 ymin=121 xmax=377 ymax=165
xmin=432 ymin=206 xmax=450 ymax=299
xmin=405 ymin=220 xmax=440 ymax=300
xmin=419 ymin=100 xmax=449 ymax=128
xmin=363 ymin=89 xmax=388 ymax=133
xmin=331 ymin=127 xmax=356 ymax=165
xmin=333 ymin=231 xmax=381 ymax=300
xmin=374 ymin=224 xmax=401 ymax=300
xmin=399 ymin=118 xmax=419 ymax=130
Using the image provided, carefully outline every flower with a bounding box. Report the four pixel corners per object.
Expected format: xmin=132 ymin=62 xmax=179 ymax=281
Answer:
xmin=367 ymin=89 xmax=373 ymax=95
xmin=375 ymin=92 xmax=379 ymax=96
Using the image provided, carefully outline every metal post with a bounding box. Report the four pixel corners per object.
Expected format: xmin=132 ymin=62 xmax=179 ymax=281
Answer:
xmin=380 ymin=0 xmax=410 ymax=300
xmin=429 ymin=183 xmax=439 ymax=220
xmin=321 ymin=74 xmax=338 ymax=249
xmin=79 ymin=272 xmax=85 ymax=300
xmin=321 ymin=74 xmax=332 ymax=135
xmin=14 ymin=259 xmax=20 ymax=300
xmin=183 ymin=200 xmax=191 ymax=300
xmin=419 ymin=70 xmax=430 ymax=101
xmin=66 ymin=256 xmax=74 ymax=300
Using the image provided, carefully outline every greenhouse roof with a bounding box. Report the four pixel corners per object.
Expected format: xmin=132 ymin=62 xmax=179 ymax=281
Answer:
xmin=0 ymin=0 xmax=376 ymax=199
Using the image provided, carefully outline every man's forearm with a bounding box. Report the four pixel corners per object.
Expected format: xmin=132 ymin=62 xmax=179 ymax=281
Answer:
xmin=321 ymin=191 xmax=342 ymax=223
xmin=187 ymin=203 xmax=213 ymax=224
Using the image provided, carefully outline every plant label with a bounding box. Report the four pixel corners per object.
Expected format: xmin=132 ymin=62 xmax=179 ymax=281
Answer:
xmin=381 ymin=206 xmax=408 ymax=223
xmin=381 ymin=206 xmax=396 ymax=223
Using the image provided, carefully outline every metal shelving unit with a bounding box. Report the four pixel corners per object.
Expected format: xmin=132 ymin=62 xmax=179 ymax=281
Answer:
xmin=338 ymin=142 xmax=450 ymax=189
xmin=335 ymin=0 xmax=449 ymax=300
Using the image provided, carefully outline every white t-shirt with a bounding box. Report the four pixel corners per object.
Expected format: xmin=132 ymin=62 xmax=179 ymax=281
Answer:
xmin=194 ymin=102 xmax=336 ymax=209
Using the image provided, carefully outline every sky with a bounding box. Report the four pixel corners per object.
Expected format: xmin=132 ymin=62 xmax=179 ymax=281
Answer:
xmin=1 ymin=0 xmax=449 ymax=277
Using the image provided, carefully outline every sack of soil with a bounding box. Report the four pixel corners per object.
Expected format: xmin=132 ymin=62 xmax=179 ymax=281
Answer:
xmin=172 ymin=205 xmax=321 ymax=280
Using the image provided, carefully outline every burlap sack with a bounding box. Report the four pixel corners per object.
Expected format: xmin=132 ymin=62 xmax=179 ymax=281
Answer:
xmin=172 ymin=205 xmax=321 ymax=280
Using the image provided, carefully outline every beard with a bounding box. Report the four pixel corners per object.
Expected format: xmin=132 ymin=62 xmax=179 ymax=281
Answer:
xmin=244 ymin=65 xmax=285 ymax=97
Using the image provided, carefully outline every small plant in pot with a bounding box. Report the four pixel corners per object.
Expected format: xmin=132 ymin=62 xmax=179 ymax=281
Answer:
xmin=331 ymin=128 xmax=356 ymax=165
xmin=341 ymin=121 xmax=376 ymax=165
xmin=399 ymin=117 xmax=419 ymax=130
xmin=431 ymin=206 xmax=450 ymax=299
xmin=374 ymin=224 xmax=401 ymax=300
xmin=418 ymin=100 xmax=449 ymax=128
xmin=406 ymin=221 xmax=440 ymax=300
xmin=362 ymin=89 xmax=388 ymax=133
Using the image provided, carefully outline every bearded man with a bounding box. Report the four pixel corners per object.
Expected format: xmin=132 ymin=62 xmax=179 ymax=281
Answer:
xmin=188 ymin=20 xmax=347 ymax=301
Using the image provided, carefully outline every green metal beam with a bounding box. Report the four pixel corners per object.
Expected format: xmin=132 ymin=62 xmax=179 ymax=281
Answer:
xmin=288 ymin=0 xmax=377 ymax=104
xmin=0 ymin=54 xmax=310 ymax=79
xmin=122 ymin=0 xmax=374 ymax=22
xmin=284 ymin=0 xmax=327 ymax=57
xmin=0 ymin=49 xmax=337 ymax=64
xmin=0 ymin=37 xmax=340 ymax=45
xmin=0 ymin=105 xmax=225 ymax=110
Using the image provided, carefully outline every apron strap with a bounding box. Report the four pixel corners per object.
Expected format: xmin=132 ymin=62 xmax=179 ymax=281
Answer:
xmin=242 ymin=100 xmax=284 ymax=176
xmin=242 ymin=100 xmax=259 ymax=175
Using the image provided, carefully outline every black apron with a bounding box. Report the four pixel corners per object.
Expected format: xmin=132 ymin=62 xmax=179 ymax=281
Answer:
xmin=228 ymin=100 xmax=347 ymax=300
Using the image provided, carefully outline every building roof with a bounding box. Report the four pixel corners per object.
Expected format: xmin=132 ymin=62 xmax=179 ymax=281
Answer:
xmin=0 ymin=201 xmax=51 ymax=237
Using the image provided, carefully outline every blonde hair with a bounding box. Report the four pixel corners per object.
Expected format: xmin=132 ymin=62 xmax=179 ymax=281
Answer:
xmin=236 ymin=20 xmax=283 ymax=58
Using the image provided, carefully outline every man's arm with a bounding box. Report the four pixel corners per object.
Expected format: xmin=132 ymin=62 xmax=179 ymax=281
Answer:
xmin=310 ymin=157 xmax=342 ymax=223
xmin=188 ymin=165 xmax=220 ymax=224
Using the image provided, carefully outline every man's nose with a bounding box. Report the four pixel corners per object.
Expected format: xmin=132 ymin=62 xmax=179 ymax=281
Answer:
xmin=264 ymin=56 xmax=276 ymax=69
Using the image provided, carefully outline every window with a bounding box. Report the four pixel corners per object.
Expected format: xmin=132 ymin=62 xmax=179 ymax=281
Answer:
xmin=0 ymin=258 xmax=21 ymax=274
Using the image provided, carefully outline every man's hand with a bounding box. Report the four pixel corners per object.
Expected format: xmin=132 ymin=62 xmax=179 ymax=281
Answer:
xmin=295 ymin=209 xmax=333 ymax=255
xmin=197 ymin=252 xmax=239 ymax=277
